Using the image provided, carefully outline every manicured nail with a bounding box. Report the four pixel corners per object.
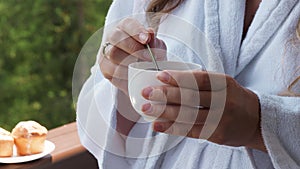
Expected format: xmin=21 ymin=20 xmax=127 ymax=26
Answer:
xmin=142 ymin=103 xmax=153 ymax=114
xmin=142 ymin=87 xmax=153 ymax=98
xmin=139 ymin=32 xmax=149 ymax=44
xmin=157 ymin=71 xmax=170 ymax=83
xmin=154 ymin=123 xmax=164 ymax=132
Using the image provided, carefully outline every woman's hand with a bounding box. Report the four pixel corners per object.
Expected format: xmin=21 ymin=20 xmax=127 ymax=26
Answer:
xmin=99 ymin=18 xmax=166 ymax=137
xmin=99 ymin=18 xmax=166 ymax=95
xmin=141 ymin=70 xmax=265 ymax=150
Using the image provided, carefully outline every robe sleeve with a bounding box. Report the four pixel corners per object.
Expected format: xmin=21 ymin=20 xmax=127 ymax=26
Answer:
xmin=76 ymin=0 xmax=136 ymax=167
xmin=256 ymin=92 xmax=300 ymax=169
xmin=76 ymin=0 xmax=163 ymax=168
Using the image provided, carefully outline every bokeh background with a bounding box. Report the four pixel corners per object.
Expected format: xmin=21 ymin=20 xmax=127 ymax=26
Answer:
xmin=0 ymin=0 xmax=112 ymax=130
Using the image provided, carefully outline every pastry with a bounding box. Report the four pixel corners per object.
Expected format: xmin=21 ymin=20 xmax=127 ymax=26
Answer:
xmin=11 ymin=121 xmax=48 ymax=156
xmin=0 ymin=127 xmax=14 ymax=157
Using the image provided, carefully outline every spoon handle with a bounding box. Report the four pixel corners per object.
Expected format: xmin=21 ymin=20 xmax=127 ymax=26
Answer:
xmin=146 ymin=44 xmax=160 ymax=71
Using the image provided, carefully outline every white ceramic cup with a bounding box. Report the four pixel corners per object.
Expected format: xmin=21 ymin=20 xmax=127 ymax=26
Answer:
xmin=128 ymin=61 xmax=202 ymax=121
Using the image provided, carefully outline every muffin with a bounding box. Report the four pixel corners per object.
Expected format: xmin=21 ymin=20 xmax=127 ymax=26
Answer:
xmin=11 ymin=121 xmax=48 ymax=156
xmin=0 ymin=127 xmax=14 ymax=157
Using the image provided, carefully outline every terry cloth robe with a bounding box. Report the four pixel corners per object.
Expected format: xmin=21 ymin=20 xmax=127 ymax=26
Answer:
xmin=76 ymin=0 xmax=300 ymax=168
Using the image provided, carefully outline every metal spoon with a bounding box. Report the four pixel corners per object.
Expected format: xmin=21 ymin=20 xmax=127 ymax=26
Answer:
xmin=146 ymin=44 xmax=161 ymax=71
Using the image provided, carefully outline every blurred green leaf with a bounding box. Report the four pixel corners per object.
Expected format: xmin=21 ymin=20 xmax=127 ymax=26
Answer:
xmin=0 ymin=0 xmax=112 ymax=130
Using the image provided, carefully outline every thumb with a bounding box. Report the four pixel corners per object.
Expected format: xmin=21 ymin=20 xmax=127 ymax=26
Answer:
xmin=147 ymin=28 xmax=167 ymax=60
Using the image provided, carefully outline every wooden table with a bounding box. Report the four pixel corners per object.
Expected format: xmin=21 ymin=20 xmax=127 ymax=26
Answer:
xmin=0 ymin=122 xmax=98 ymax=169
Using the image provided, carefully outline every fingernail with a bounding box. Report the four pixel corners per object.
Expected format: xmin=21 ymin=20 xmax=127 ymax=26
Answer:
xmin=154 ymin=123 xmax=164 ymax=132
xmin=157 ymin=71 xmax=170 ymax=83
xmin=139 ymin=32 xmax=149 ymax=44
xmin=142 ymin=87 xmax=153 ymax=98
xmin=142 ymin=103 xmax=153 ymax=114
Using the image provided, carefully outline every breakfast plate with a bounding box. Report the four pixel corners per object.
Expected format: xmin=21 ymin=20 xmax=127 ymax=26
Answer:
xmin=0 ymin=140 xmax=55 ymax=164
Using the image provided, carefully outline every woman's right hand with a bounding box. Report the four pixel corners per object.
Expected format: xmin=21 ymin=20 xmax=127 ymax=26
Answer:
xmin=99 ymin=18 xmax=166 ymax=95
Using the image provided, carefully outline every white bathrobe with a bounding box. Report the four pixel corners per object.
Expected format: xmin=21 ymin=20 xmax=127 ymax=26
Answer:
xmin=76 ymin=0 xmax=300 ymax=168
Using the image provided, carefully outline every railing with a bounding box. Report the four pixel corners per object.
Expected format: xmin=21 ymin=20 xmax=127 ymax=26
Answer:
xmin=0 ymin=122 xmax=98 ymax=169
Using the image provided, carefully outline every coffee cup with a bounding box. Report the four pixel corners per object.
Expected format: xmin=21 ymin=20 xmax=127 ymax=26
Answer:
xmin=128 ymin=61 xmax=202 ymax=121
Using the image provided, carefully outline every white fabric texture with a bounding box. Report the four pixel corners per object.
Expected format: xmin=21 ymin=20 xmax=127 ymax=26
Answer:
xmin=76 ymin=0 xmax=300 ymax=169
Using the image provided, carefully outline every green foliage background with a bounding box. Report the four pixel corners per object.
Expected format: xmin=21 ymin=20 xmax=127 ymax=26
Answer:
xmin=0 ymin=0 xmax=112 ymax=130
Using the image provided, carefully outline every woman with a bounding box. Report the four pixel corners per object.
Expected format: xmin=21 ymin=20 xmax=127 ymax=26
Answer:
xmin=77 ymin=0 xmax=300 ymax=168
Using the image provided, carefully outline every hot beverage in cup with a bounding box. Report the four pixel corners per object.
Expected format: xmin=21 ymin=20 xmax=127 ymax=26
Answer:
xmin=128 ymin=61 xmax=202 ymax=121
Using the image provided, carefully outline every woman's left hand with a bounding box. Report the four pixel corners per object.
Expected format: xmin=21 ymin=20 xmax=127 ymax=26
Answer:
xmin=141 ymin=70 xmax=262 ymax=148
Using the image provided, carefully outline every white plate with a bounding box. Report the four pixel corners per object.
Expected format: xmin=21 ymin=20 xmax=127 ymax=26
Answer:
xmin=0 ymin=140 xmax=55 ymax=164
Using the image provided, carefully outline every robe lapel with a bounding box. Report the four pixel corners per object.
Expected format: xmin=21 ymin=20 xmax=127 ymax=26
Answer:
xmin=235 ymin=0 xmax=298 ymax=76
xmin=204 ymin=0 xmax=246 ymax=76
xmin=204 ymin=0 xmax=223 ymax=73
xmin=218 ymin=0 xmax=246 ymax=76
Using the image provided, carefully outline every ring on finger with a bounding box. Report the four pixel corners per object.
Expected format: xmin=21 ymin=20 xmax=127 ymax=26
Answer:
xmin=102 ymin=42 xmax=112 ymax=58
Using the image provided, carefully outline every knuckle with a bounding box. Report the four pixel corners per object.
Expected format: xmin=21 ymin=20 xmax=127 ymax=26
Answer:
xmin=108 ymin=46 xmax=117 ymax=60
xmin=118 ymin=18 xmax=134 ymax=28
xmin=180 ymin=88 xmax=198 ymax=106
xmin=225 ymin=98 xmax=236 ymax=112
xmin=117 ymin=68 xmax=128 ymax=80
xmin=192 ymin=130 xmax=199 ymax=138
xmin=176 ymin=107 xmax=186 ymax=122
xmin=111 ymin=78 xmax=127 ymax=93
xmin=185 ymin=108 xmax=198 ymax=123
xmin=155 ymin=104 xmax=166 ymax=117
xmin=175 ymin=74 xmax=185 ymax=86
xmin=188 ymin=90 xmax=200 ymax=106
xmin=189 ymin=127 xmax=198 ymax=138
xmin=167 ymin=106 xmax=178 ymax=120
xmin=226 ymin=76 xmax=234 ymax=86
xmin=201 ymin=74 xmax=210 ymax=87
xmin=99 ymin=61 xmax=114 ymax=80
xmin=109 ymin=28 xmax=126 ymax=44
xmin=111 ymin=77 xmax=121 ymax=84
xmin=127 ymin=41 xmax=140 ymax=53
xmin=214 ymin=134 xmax=226 ymax=145
xmin=166 ymin=124 xmax=175 ymax=134
xmin=209 ymin=128 xmax=228 ymax=145
xmin=102 ymin=72 xmax=113 ymax=81
xmin=118 ymin=18 xmax=143 ymax=36
xmin=161 ymin=86 xmax=169 ymax=97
